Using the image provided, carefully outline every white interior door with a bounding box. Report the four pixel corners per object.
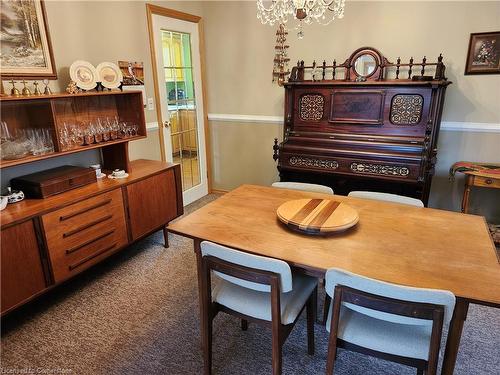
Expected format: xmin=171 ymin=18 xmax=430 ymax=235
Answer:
xmin=152 ymin=14 xmax=208 ymax=205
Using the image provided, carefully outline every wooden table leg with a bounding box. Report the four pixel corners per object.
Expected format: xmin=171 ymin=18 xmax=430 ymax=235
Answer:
xmin=194 ymin=239 xmax=212 ymax=374
xmin=194 ymin=239 xmax=205 ymax=346
xmin=441 ymin=298 xmax=469 ymax=375
xmin=461 ymin=176 xmax=472 ymax=214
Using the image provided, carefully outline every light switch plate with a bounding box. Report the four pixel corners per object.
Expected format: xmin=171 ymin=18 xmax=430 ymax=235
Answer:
xmin=147 ymin=97 xmax=154 ymax=111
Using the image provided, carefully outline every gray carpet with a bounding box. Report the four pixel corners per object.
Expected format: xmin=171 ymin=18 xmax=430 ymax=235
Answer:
xmin=1 ymin=194 xmax=499 ymax=375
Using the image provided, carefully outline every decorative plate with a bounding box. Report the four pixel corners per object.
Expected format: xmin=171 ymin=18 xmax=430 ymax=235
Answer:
xmin=96 ymin=62 xmax=123 ymax=89
xmin=69 ymin=60 xmax=98 ymax=90
xmin=108 ymin=173 xmax=129 ymax=179
xmin=277 ymin=198 xmax=359 ymax=235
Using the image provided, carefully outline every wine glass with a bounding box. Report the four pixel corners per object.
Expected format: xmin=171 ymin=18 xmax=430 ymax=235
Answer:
xmin=131 ymin=124 xmax=139 ymax=136
xmin=88 ymin=122 xmax=97 ymax=144
xmin=1 ymin=121 xmax=12 ymax=143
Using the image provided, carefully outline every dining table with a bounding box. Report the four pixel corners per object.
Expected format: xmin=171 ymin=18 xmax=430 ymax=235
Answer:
xmin=167 ymin=184 xmax=500 ymax=375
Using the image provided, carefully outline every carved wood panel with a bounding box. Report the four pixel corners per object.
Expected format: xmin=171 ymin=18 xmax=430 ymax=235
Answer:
xmin=329 ymin=90 xmax=385 ymax=125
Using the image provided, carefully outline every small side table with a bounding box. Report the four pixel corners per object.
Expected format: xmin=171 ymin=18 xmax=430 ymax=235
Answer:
xmin=451 ymin=162 xmax=500 ymax=259
xmin=461 ymin=174 xmax=500 ymax=213
xmin=449 ymin=161 xmax=500 ymax=213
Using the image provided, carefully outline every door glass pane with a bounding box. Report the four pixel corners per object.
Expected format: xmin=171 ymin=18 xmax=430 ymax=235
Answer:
xmin=162 ymin=30 xmax=200 ymax=192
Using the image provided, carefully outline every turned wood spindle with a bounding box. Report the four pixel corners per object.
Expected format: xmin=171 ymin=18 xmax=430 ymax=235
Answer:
xmin=322 ymin=60 xmax=326 ymax=80
xmin=273 ymin=138 xmax=279 ymax=161
xmin=408 ymin=57 xmax=414 ymax=79
xmin=332 ymin=60 xmax=337 ymax=80
xmin=395 ymin=57 xmax=401 ymax=79
xmin=421 ymin=56 xmax=427 ymax=76
xmin=298 ymin=60 xmax=305 ymax=81
xmin=435 ymin=53 xmax=444 ymax=79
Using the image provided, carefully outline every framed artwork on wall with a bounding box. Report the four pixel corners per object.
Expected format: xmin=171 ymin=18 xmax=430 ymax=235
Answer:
xmin=0 ymin=0 xmax=57 ymax=79
xmin=465 ymin=31 xmax=500 ymax=75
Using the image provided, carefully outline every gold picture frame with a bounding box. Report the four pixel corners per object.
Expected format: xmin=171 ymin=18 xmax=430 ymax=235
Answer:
xmin=0 ymin=0 xmax=57 ymax=79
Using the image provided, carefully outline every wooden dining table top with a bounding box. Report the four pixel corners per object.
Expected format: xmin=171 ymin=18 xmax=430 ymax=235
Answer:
xmin=168 ymin=184 xmax=500 ymax=306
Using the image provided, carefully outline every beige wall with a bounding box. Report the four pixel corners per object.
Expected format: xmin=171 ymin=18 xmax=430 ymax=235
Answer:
xmin=203 ymin=1 xmax=500 ymax=123
xmin=43 ymin=0 xmax=204 ymax=126
xmin=209 ymin=121 xmax=283 ymax=189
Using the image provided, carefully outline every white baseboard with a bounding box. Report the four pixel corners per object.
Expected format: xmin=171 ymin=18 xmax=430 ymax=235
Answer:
xmin=207 ymin=113 xmax=500 ymax=133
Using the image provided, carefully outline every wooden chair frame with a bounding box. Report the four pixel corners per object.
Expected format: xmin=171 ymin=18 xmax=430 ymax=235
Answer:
xmin=201 ymin=255 xmax=317 ymax=375
xmin=326 ymin=285 xmax=445 ymax=375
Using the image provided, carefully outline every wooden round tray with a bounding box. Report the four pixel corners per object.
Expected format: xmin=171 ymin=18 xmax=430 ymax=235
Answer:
xmin=277 ymin=198 xmax=359 ymax=235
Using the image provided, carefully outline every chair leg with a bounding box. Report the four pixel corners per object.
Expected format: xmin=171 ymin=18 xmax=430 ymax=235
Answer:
xmin=202 ymin=312 xmax=213 ymax=374
xmin=323 ymin=295 xmax=331 ymax=325
xmin=325 ymin=337 xmax=338 ymax=375
xmin=272 ymin=326 xmax=283 ymax=375
xmin=241 ymin=319 xmax=248 ymax=331
xmin=306 ymin=287 xmax=316 ymax=355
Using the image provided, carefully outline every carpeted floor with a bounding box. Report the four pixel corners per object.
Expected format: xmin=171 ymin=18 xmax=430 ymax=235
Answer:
xmin=1 ymin=194 xmax=499 ymax=375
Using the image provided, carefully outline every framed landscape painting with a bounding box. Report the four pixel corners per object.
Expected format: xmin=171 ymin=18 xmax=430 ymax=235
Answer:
xmin=0 ymin=0 xmax=57 ymax=79
xmin=465 ymin=31 xmax=500 ymax=75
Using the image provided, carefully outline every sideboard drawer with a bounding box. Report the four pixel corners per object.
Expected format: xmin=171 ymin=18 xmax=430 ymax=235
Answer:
xmin=42 ymin=189 xmax=128 ymax=282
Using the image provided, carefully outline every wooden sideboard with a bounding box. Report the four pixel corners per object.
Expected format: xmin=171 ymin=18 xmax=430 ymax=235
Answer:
xmin=1 ymin=91 xmax=184 ymax=315
xmin=0 ymin=159 xmax=183 ymax=315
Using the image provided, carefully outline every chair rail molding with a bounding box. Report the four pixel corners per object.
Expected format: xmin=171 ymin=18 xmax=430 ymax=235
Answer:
xmin=207 ymin=113 xmax=500 ymax=133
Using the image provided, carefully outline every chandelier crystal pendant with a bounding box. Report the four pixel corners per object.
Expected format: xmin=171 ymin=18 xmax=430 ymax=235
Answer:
xmin=257 ymin=0 xmax=345 ymax=30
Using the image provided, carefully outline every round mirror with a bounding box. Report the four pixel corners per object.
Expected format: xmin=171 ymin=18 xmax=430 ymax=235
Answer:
xmin=354 ymin=54 xmax=377 ymax=77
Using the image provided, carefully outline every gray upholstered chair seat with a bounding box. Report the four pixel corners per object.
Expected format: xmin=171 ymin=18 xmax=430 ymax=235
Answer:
xmin=326 ymin=305 xmax=433 ymax=360
xmin=213 ymin=273 xmax=318 ymax=325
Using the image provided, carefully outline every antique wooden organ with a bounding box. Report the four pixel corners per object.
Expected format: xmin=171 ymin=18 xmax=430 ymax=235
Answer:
xmin=273 ymin=47 xmax=451 ymax=205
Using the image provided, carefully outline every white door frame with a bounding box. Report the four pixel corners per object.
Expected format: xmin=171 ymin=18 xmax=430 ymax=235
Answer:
xmin=146 ymin=4 xmax=211 ymax=205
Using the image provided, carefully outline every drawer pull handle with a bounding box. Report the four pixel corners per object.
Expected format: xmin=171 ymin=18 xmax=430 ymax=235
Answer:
xmin=63 ymin=215 xmax=113 ymax=238
xmin=60 ymin=199 xmax=112 ymax=221
xmin=68 ymin=242 xmax=118 ymax=271
xmin=486 ymin=179 xmax=493 ymax=185
xmin=65 ymin=229 xmax=116 ymax=255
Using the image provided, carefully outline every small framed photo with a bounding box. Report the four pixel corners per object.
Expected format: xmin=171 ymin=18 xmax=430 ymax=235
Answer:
xmin=465 ymin=31 xmax=500 ymax=75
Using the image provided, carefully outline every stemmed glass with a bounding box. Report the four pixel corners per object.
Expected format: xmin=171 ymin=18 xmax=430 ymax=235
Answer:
xmin=94 ymin=120 xmax=103 ymax=143
xmin=59 ymin=123 xmax=71 ymax=151
xmin=131 ymin=124 xmax=139 ymax=136
xmin=1 ymin=121 xmax=12 ymax=143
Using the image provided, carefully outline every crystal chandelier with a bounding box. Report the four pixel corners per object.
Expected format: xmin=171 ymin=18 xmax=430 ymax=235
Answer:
xmin=257 ymin=0 xmax=345 ymax=37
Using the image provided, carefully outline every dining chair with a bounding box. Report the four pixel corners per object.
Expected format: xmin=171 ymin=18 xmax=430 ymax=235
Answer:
xmin=272 ymin=181 xmax=333 ymax=324
xmin=200 ymin=241 xmax=318 ymax=375
xmin=324 ymin=268 xmax=455 ymax=375
xmin=348 ymin=191 xmax=424 ymax=207
xmin=320 ymin=190 xmax=425 ymax=324
xmin=272 ymin=181 xmax=334 ymax=195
